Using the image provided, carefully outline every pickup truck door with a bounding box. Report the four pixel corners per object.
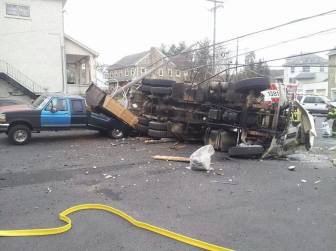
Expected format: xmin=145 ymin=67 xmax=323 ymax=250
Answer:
xmin=41 ymin=98 xmax=71 ymax=127
xmin=70 ymin=99 xmax=88 ymax=126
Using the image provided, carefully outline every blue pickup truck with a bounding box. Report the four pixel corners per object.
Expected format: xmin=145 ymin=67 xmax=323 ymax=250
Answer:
xmin=0 ymin=94 xmax=131 ymax=145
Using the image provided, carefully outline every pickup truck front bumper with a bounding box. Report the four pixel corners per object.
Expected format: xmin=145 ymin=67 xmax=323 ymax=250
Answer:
xmin=0 ymin=124 xmax=9 ymax=133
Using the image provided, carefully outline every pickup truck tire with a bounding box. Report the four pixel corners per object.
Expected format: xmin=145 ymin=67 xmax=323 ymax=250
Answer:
xmin=150 ymin=87 xmax=172 ymax=95
xmin=142 ymin=79 xmax=175 ymax=87
xmin=8 ymin=125 xmax=31 ymax=145
xmin=148 ymin=121 xmax=168 ymax=131
xmin=234 ymin=77 xmax=270 ymax=93
xmin=108 ymin=129 xmax=124 ymax=139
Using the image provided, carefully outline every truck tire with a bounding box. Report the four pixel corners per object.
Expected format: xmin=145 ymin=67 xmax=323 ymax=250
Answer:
xmin=137 ymin=124 xmax=149 ymax=133
xmin=142 ymin=79 xmax=175 ymax=87
xmin=234 ymin=77 xmax=270 ymax=93
xmin=228 ymin=145 xmax=264 ymax=158
xmin=138 ymin=116 xmax=150 ymax=126
xmin=148 ymin=121 xmax=168 ymax=131
xmin=108 ymin=129 xmax=124 ymax=139
xmin=148 ymin=129 xmax=169 ymax=139
xmin=150 ymin=87 xmax=172 ymax=95
xmin=141 ymin=85 xmax=151 ymax=93
xmin=8 ymin=124 xmax=31 ymax=145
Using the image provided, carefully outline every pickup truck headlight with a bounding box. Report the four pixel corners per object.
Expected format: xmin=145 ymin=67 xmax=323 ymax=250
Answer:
xmin=0 ymin=113 xmax=6 ymax=123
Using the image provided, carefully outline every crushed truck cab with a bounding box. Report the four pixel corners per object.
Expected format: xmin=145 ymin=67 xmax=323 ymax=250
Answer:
xmin=0 ymin=94 xmax=130 ymax=145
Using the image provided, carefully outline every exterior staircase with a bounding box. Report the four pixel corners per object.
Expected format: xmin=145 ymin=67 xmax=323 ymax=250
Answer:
xmin=0 ymin=59 xmax=44 ymax=98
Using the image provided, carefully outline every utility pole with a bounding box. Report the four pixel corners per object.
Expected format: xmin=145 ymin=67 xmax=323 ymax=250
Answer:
xmin=206 ymin=0 xmax=223 ymax=74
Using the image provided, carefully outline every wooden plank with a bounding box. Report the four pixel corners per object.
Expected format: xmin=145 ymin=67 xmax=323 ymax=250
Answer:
xmin=152 ymin=155 xmax=190 ymax=162
xmin=102 ymin=96 xmax=138 ymax=127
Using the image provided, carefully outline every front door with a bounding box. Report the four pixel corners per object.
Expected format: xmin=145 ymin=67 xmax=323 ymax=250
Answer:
xmin=41 ymin=98 xmax=71 ymax=127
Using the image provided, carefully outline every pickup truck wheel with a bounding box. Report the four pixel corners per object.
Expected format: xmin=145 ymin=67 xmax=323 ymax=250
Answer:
xmin=108 ymin=129 xmax=124 ymax=139
xmin=8 ymin=125 xmax=31 ymax=145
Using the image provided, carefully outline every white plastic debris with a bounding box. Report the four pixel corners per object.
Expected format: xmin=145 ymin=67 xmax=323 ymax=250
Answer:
xmin=314 ymin=180 xmax=321 ymax=184
xmin=189 ymin=145 xmax=215 ymax=171
xmin=322 ymin=121 xmax=331 ymax=137
xmin=93 ymin=166 xmax=97 ymax=169
xmin=301 ymin=179 xmax=307 ymax=183
xmin=105 ymin=175 xmax=113 ymax=179
xmin=288 ymin=165 xmax=296 ymax=171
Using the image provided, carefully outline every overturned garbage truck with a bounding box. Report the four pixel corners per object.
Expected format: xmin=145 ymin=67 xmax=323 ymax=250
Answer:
xmin=127 ymin=77 xmax=316 ymax=158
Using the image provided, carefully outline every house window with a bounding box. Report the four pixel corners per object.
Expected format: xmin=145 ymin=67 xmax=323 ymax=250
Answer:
xmin=141 ymin=68 xmax=146 ymax=74
xmin=290 ymin=66 xmax=295 ymax=73
xmin=168 ymin=68 xmax=172 ymax=77
xmin=159 ymin=69 xmax=163 ymax=77
xmin=119 ymin=70 xmax=122 ymax=77
xmin=6 ymin=4 xmax=30 ymax=18
xmin=131 ymin=68 xmax=135 ymax=76
xmin=320 ymin=66 xmax=324 ymax=72
xmin=125 ymin=69 xmax=129 ymax=76
xmin=302 ymin=66 xmax=310 ymax=72
xmin=176 ymin=70 xmax=180 ymax=77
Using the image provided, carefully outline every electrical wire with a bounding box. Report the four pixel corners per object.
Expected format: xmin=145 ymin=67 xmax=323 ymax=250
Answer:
xmin=195 ymin=48 xmax=335 ymax=85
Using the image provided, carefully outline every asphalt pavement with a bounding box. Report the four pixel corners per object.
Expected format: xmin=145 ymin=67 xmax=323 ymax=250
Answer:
xmin=0 ymin=117 xmax=335 ymax=251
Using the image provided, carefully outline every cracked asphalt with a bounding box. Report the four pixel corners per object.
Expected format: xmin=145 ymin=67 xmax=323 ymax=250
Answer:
xmin=0 ymin=117 xmax=335 ymax=251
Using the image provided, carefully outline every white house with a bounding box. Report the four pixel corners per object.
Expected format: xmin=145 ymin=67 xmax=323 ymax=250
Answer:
xmin=283 ymin=54 xmax=328 ymax=96
xmin=0 ymin=0 xmax=98 ymax=100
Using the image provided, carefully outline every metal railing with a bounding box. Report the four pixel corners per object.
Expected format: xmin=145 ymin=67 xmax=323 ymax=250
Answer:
xmin=0 ymin=59 xmax=44 ymax=94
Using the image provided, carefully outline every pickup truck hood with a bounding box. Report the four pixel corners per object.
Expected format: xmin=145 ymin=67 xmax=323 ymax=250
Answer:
xmin=0 ymin=104 xmax=33 ymax=113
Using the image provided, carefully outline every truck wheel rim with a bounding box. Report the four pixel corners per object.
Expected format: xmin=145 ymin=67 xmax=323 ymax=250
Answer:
xmin=14 ymin=130 xmax=27 ymax=143
xmin=112 ymin=129 xmax=123 ymax=138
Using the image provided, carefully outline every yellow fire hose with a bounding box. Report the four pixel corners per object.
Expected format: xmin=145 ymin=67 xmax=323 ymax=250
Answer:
xmin=0 ymin=203 xmax=234 ymax=251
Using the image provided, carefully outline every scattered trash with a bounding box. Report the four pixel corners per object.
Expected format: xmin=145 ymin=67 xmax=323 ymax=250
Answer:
xmin=121 ymin=158 xmax=124 ymax=161
xmin=321 ymin=121 xmax=331 ymax=137
xmin=85 ymin=171 xmax=89 ymax=175
xmin=145 ymin=138 xmax=176 ymax=144
xmin=301 ymin=179 xmax=307 ymax=183
xmin=46 ymin=187 xmax=52 ymax=193
xmin=152 ymin=155 xmax=190 ymax=162
xmin=170 ymin=143 xmax=186 ymax=150
xmin=288 ymin=165 xmax=296 ymax=171
xmin=93 ymin=166 xmax=97 ymax=169
xmin=105 ymin=175 xmax=113 ymax=179
xmin=210 ymin=180 xmax=238 ymax=185
xmin=314 ymin=180 xmax=321 ymax=184
xmin=189 ymin=145 xmax=215 ymax=171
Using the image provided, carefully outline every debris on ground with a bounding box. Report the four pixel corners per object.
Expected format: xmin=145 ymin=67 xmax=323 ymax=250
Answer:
xmin=145 ymin=138 xmax=176 ymax=144
xmin=210 ymin=180 xmax=238 ymax=185
xmin=152 ymin=155 xmax=190 ymax=162
xmin=93 ymin=166 xmax=97 ymax=169
xmin=314 ymin=180 xmax=321 ymax=184
xmin=288 ymin=165 xmax=296 ymax=171
xmin=321 ymin=121 xmax=331 ymax=137
xmin=169 ymin=143 xmax=187 ymax=150
xmin=301 ymin=179 xmax=307 ymax=183
xmin=105 ymin=175 xmax=113 ymax=179
xmin=189 ymin=145 xmax=215 ymax=171
xmin=328 ymin=146 xmax=336 ymax=151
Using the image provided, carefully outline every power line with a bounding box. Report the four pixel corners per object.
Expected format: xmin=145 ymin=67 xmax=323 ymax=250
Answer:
xmin=182 ymin=27 xmax=336 ymax=72
xmin=146 ymin=9 xmax=336 ymax=69
xmin=196 ymin=48 xmax=335 ymax=85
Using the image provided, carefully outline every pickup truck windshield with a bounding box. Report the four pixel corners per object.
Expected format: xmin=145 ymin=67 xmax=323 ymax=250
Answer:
xmin=32 ymin=95 xmax=50 ymax=109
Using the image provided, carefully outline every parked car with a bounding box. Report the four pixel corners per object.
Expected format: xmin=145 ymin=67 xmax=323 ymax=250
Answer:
xmin=0 ymin=94 xmax=131 ymax=145
xmin=300 ymin=95 xmax=331 ymax=114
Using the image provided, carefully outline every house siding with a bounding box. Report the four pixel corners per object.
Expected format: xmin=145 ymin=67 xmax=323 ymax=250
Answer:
xmin=328 ymin=54 xmax=336 ymax=100
xmin=0 ymin=0 xmax=65 ymax=92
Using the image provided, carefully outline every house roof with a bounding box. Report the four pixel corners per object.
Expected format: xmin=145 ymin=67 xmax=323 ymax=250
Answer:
xmin=64 ymin=34 xmax=99 ymax=57
xmin=328 ymin=48 xmax=336 ymax=56
xmin=284 ymin=54 xmax=328 ymax=66
xmin=109 ymin=50 xmax=150 ymax=70
xmin=294 ymin=72 xmax=315 ymax=80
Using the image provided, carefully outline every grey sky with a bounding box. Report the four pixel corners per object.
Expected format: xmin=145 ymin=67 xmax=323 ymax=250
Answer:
xmin=64 ymin=0 xmax=336 ymax=65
